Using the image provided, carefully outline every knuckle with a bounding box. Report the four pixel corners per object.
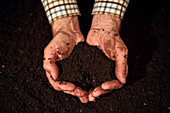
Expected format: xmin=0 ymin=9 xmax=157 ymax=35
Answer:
xmin=69 ymin=84 xmax=76 ymax=90
xmin=52 ymin=83 xmax=60 ymax=91
xmin=53 ymin=85 xmax=60 ymax=91
xmin=43 ymin=62 xmax=48 ymax=70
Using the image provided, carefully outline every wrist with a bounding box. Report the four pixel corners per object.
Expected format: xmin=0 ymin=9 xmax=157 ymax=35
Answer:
xmin=91 ymin=14 xmax=122 ymax=32
xmin=51 ymin=16 xmax=81 ymax=36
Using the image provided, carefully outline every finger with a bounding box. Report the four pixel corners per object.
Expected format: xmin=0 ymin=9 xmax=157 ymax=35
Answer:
xmin=88 ymin=89 xmax=95 ymax=102
xmin=46 ymin=71 xmax=61 ymax=91
xmin=46 ymin=71 xmax=76 ymax=91
xmin=92 ymin=86 xmax=111 ymax=97
xmin=63 ymin=87 xmax=87 ymax=97
xmin=101 ymin=80 xmax=123 ymax=90
xmin=43 ymin=46 xmax=59 ymax=80
xmin=115 ymin=44 xmax=128 ymax=84
xmin=43 ymin=60 xmax=59 ymax=80
xmin=64 ymin=87 xmax=88 ymax=103
xmin=79 ymin=95 xmax=88 ymax=103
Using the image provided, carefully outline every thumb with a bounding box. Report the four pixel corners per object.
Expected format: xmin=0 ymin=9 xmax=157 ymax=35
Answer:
xmin=86 ymin=29 xmax=99 ymax=46
xmin=43 ymin=59 xmax=59 ymax=80
xmin=43 ymin=46 xmax=59 ymax=80
xmin=75 ymin=32 xmax=85 ymax=45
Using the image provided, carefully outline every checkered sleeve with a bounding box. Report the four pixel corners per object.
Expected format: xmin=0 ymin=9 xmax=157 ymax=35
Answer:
xmin=41 ymin=0 xmax=81 ymax=24
xmin=92 ymin=0 xmax=130 ymax=19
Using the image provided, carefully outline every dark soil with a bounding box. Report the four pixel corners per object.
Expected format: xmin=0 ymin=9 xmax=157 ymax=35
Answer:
xmin=0 ymin=0 xmax=170 ymax=112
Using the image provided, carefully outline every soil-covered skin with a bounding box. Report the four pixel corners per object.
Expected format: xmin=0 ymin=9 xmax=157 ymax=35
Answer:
xmin=0 ymin=0 xmax=170 ymax=112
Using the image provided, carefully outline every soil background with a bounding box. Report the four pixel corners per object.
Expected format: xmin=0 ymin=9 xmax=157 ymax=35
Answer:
xmin=0 ymin=0 xmax=170 ymax=112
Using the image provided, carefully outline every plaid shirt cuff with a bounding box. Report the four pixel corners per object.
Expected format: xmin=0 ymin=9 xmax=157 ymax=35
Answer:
xmin=41 ymin=0 xmax=81 ymax=24
xmin=92 ymin=0 xmax=130 ymax=19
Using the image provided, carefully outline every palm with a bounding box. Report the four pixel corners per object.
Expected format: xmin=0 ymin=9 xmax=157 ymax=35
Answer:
xmin=86 ymin=14 xmax=128 ymax=101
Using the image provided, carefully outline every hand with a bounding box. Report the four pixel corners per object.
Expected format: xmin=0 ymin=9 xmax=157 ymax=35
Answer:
xmin=43 ymin=16 xmax=88 ymax=103
xmin=86 ymin=15 xmax=128 ymax=101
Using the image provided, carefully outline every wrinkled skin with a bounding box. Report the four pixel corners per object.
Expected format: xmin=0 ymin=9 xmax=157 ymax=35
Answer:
xmin=43 ymin=16 xmax=88 ymax=103
xmin=86 ymin=14 xmax=128 ymax=101
xmin=43 ymin=15 xmax=128 ymax=103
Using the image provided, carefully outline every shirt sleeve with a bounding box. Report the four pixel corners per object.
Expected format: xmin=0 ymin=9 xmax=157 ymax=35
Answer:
xmin=92 ymin=0 xmax=130 ymax=19
xmin=41 ymin=0 xmax=81 ymax=24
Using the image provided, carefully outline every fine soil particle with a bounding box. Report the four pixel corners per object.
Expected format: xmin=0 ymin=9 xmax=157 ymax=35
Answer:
xmin=0 ymin=0 xmax=169 ymax=113
xmin=58 ymin=42 xmax=116 ymax=91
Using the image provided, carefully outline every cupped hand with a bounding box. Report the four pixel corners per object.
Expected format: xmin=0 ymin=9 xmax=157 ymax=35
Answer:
xmin=86 ymin=15 xmax=128 ymax=101
xmin=43 ymin=16 xmax=88 ymax=103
